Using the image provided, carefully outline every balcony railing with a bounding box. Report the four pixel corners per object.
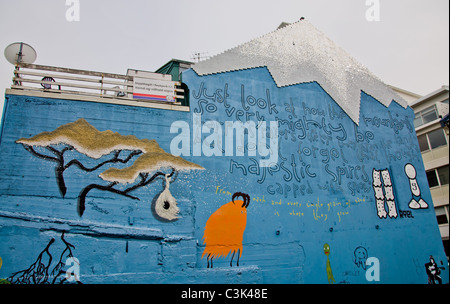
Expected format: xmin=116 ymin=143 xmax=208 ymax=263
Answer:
xmin=9 ymin=63 xmax=186 ymax=107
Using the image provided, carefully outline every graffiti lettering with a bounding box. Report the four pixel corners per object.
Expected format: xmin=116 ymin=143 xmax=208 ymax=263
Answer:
xmin=337 ymin=140 xmax=380 ymax=163
xmin=253 ymin=195 xmax=266 ymax=203
xmin=230 ymin=159 xmax=247 ymax=176
xmin=276 ymin=115 xmax=347 ymax=142
xmin=192 ymin=82 xmax=279 ymax=123
xmin=317 ymin=181 xmax=344 ymax=195
xmin=399 ymin=210 xmax=414 ymax=218
xmin=354 ymin=125 xmax=375 ymax=143
xmin=194 ymin=99 xmax=217 ymax=114
xmin=303 ymin=102 xmax=325 ymax=117
xmin=347 ymin=181 xmax=371 ymax=196
xmin=230 ymin=154 xmax=316 ymax=186
xmin=337 ymin=211 xmax=349 ymax=222
xmin=191 ymin=82 xmax=419 ymax=211
xmin=267 ymin=181 xmax=312 ymax=198
xmin=285 ymin=98 xmax=298 ymax=119
xmin=325 ymin=163 xmax=369 ymax=185
xmin=289 ymin=209 xmax=305 ymax=217
xmin=234 ymin=188 xmax=367 ymax=224
xmin=362 ymin=111 xmax=413 ymax=134
xmin=313 ymin=209 xmax=327 ymax=221
xmin=215 ymin=185 xmax=232 ymax=196
xmin=192 ymin=82 xmax=229 ymax=107
xmin=327 ymin=104 xmax=346 ymax=121
xmin=241 ymin=85 xmax=278 ymax=114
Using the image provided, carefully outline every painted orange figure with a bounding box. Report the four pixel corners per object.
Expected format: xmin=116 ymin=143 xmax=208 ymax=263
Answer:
xmin=201 ymin=192 xmax=250 ymax=268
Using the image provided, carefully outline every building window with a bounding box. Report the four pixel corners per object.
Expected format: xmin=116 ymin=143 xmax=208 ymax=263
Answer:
xmin=418 ymin=134 xmax=430 ymax=152
xmin=426 ymin=165 xmax=450 ymax=188
xmin=437 ymin=166 xmax=449 ymax=186
xmin=427 ymin=170 xmax=440 ymax=187
xmin=414 ymin=105 xmax=439 ymax=128
xmin=428 ymin=129 xmax=447 ymax=149
xmin=435 ymin=206 xmax=449 ymax=225
xmin=418 ymin=128 xmax=448 ymax=152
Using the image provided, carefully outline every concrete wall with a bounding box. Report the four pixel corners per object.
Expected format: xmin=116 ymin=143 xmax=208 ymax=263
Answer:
xmin=0 ymin=66 xmax=448 ymax=284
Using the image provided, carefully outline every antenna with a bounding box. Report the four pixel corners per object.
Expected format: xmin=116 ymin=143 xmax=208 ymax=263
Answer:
xmin=4 ymin=42 xmax=37 ymax=65
xmin=191 ymin=52 xmax=210 ymax=63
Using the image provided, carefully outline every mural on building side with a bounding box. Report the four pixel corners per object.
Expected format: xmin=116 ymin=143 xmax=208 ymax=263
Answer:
xmin=15 ymin=118 xmax=204 ymax=219
xmin=0 ymin=19 xmax=447 ymax=284
xmin=7 ymin=232 xmax=80 ymax=284
xmin=425 ymin=255 xmax=444 ymax=284
xmin=152 ymin=173 xmax=179 ymax=221
xmin=372 ymin=168 xmax=398 ymax=219
xmin=323 ymin=243 xmax=336 ymax=284
xmin=353 ymin=246 xmax=368 ymax=270
xmin=404 ymin=163 xmax=429 ymax=210
xmin=202 ymin=192 xmax=250 ymax=268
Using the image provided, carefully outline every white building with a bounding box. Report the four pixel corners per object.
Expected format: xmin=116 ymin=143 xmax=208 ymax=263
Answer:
xmin=394 ymin=85 xmax=449 ymax=260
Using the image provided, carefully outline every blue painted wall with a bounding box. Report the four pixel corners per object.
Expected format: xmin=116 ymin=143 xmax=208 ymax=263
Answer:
xmin=0 ymin=66 xmax=447 ymax=284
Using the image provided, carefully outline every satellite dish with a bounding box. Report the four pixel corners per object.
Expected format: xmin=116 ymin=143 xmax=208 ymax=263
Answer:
xmin=4 ymin=42 xmax=37 ymax=65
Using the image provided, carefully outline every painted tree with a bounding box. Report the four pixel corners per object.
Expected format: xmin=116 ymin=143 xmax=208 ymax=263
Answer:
xmin=16 ymin=118 xmax=204 ymax=218
xmin=8 ymin=232 xmax=79 ymax=284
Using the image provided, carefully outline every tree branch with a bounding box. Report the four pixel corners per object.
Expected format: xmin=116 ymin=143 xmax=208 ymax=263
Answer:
xmin=77 ymin=168 xmax=175 ymax=217
xmin=124 ymin=168 xmax=175 ymax=194
xmin=21 ymin=143 xmax=177 ymax=218
xmin=22 ymin=144 xmax=68 ymax=197
xmin=22 ymin=143 xmax=143 ymax=199
xmin=8 ymin=238 xmax=55 ymax=284
xmin=77 ymin=182 xmax=140 ymax=217
xmin=64 ymin=150 xmax=142 ymax=171
xmin=22 ymin=144 xmax=59 ymax=162
xmin=50 ymin=232 xmax=79 ymax=284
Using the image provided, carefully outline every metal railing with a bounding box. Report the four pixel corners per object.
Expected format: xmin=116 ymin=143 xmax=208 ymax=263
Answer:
xmin=10 ymin=63 xmax=186 ymax=106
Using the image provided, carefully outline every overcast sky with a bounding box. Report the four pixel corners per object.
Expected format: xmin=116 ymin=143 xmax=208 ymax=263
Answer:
xmin=0 ymin=0 xmax=448 ymax=113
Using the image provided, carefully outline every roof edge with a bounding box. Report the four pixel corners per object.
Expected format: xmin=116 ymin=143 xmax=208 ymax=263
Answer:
xmin=410 ymin=85 xmax=449 ymax=107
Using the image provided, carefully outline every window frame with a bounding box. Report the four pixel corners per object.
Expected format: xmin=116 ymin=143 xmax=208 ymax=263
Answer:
xmin=435 ymin=206 xmax=449 ymax=225
xmin=426 ymin=165 xmax=450 ymax=188
xmin=426 ymin=170 xmax=440 ymax=188
xmin=418 ymin=128 xmax=448 ymax=153
xmin=427 ymin=128 xmax=448 ymax=150
xmin=414 ymin=105 xmax=439 ymax=128
xmin=418 ymin=134 xmax=430 ymax=152
xmin=437 ymin=166 xmax=449 ymax=186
